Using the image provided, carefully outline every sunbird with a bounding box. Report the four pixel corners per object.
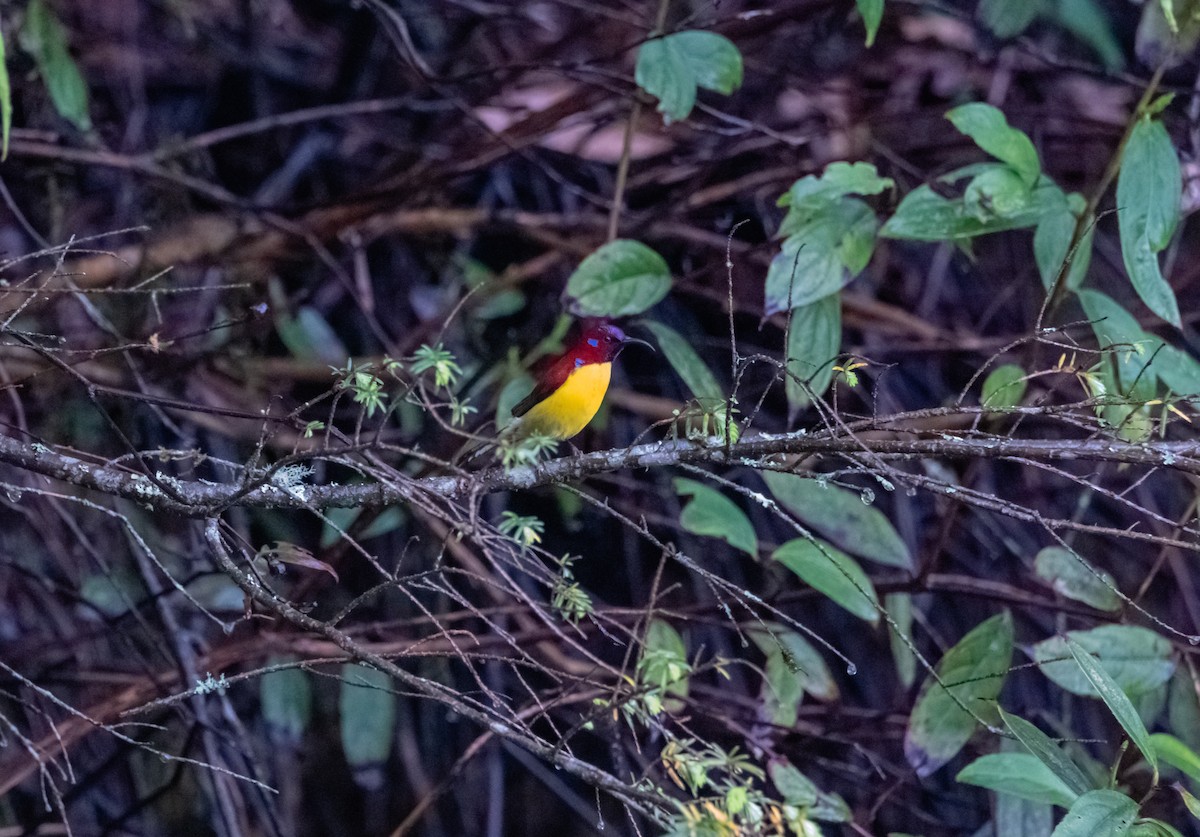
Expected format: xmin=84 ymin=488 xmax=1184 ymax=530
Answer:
xmin=506 ymin=320 xmax=653 ymax=442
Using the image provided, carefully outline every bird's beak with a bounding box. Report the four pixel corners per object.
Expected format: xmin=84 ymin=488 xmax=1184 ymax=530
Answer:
xmin=621 ymin=337 xmax=655 ymax=353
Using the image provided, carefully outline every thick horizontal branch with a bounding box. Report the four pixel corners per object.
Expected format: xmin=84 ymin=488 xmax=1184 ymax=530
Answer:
xmin=2 ymin=422 xmax=1199 ymax=516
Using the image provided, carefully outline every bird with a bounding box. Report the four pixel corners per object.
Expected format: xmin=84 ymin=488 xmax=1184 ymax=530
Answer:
xmin=505 ymin=320 xmax=653 ymax=442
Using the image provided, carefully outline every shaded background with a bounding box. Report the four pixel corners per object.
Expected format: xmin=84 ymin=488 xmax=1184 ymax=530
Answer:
xmin=1 ymin=0 xmax=1199 ymax=835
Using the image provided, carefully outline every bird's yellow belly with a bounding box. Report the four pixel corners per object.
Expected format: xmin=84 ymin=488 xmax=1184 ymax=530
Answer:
xmin=517 ymin=362 xmax=612 ymax=440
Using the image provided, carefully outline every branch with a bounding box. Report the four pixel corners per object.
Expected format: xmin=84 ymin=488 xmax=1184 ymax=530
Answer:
xmin=2 ymin=409 xmax=1199 ymax=515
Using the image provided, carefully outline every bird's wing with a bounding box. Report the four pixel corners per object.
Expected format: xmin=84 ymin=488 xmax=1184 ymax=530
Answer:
xmin=510 ymin=353 xmax=574 ymax=417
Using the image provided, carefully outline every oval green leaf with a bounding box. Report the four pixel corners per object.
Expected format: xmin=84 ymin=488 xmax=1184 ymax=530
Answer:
xmin=635 ymin=30 xmax=742 ymax=123
xmin=638 ymin=618 xmax=690 ymax=711
xmin=1033 ymin=546 xmax=1121 ymax=612
xmin=763 ymin=470 xmax=912 ymax=570
xmin=750 ymin=624 xmax=839 ymax=705
xmin=1052 ymin=789 xmax=1138 ymax=837
xmin=772 ymin=537 xmax=879 ymax=624
xmin=904 ymin=612 xmax=1013 ymax=776
xmin=669 ymin=31 xmax=743 ymax=95
xmin=1032 ymin=625 xmax=1175 ymax=697
xmin=982 ymin=363 xmax=1028 ymax=410
xmin=1116 ymin=118 xmax=1182 ymax=327
xmin=1034 ymin=194 xmax=1093 ymax=291
xmin=881 ymin=178 xmax=1062 ymax=241
xmin=565 ymin=239 xmax=671 ymax=317
xmin=946 ymin=103 xmax=1040 ymax=186
xmin=785 ymin=293 xmax=842 ymax=416
xmin=956 ymin=752 xmax=1079 ymax=809
xmin=644 ymin=321 xmax=723 ymax=404
xmin=673 ymin=477 xmax=758 ymax=557
xmin=24 ymin=0 xmax=92 ymax=132
xmin=767 ymin=199 xmax=878 ymax=313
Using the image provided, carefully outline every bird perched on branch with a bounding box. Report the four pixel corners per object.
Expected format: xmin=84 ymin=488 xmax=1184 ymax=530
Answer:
xmin=506 ymin=320 xmax=653 ymax=441
xmin=455 ymin=320 xmax=652 ymax=465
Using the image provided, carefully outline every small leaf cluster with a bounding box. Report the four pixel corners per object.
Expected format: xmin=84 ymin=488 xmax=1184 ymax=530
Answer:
xmin=497 ymin=510 xmax=544 ymax=548
xmin=549 ymin=554 xmax=592 ymax=625
xmin=768 ymin=163 xmax=892 ymax=415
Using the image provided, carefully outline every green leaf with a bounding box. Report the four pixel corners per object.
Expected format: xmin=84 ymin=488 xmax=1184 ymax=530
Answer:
xmin=964 ymin=165 xmax=1038 ymax=221
xmin=809 ymin=790 xmax=852 ymax=823
xmin=635 ymin=36 xmax=692 ymax=123
xmin=673 ymin=477 xmax=758 ymax=557
xmin=769 ymin=758 xmax=818 ymax=806
xmin=565 ymin=239 xmax=671 ymax=317
xmin=644 ymin=321 xmax=723 ymax=404
xmin=0 ymin=26 xmax=10 ymax=160
xmin=767 ymin=199 xmax=878 ymax=313
xmin=1033 ymin=546 xmax=1121 ymax=611
xmin=980 ymin=0 xmax=1043 ymax=37
xmin=779 ymin=161 xmax=894 ymax=217
xmin=1048 ymin=0 xmax=1123 ymax=70
xmin=639 ymin=618 xmax=690 ymax=711
xmin=956 ymin=752 xmax=1079 ymax=808
xmin=946 ymin=103 xmax=1041 ymax=186
xmin=1034 ymin=196 xmax=1093 ymax=291
xmin=1129 ymin=820 xmax=1185 ymax=837
xmin=635 ymin=30 xmax=742 ymax=123
xmin=23 ymin=0 xmax=92 ymax=132
xmin=772 ymin=537 xmax=879 ymax=623
xmin=881 ymin=178 xmax=1062 ymax=241
xmin=785 ymin=293 xmax=842 ymax=415
xmin=1154 ymin=343 xmax=1200 ymax=397
xmin=260 ymin=656 xmax=312 ymax=744
xmin=339 ymin=664 xmax=396 ymax=769
xmin=1168 ymin=669 xmax=1200 ymax=752
xmin=763 ymin=470 xmax=913 ymax=570
xmin=750 ymin=624 xmax=839 ymax=711
xmin=1051 ymin=789 xmax=1138 ymax=837
xmin=997 ymin=795 xmax=1054 ymax=837
xmin=1000 ymin=707 xmax=1094 ymax=797
xmin=1077 ymin=290 xmax=1158 ymax=400
xmin=669 ymin=31 xmax=743 ymax=95
xmin=1033 ymin=625 xmax=1175 ymax=697
xmin=982 ymin=364 xmax=1028 ymax=409
xmin=1067 ymin=638 xmax=1158 ymax=778
xmin=904 ymin=612 xmax=1014 ymax=776
xmin=1149 ymin=733 xmax=1200 ymax=782
xmin=856 ymin=0 xmax=885 ymax=45
xmin=758 ymin=641 xmax=805 ymax=726
xmin=886 ymin=592 xmax=917 ymax=688
xmin=1116 ymin=118 xmax=1182 ymax=327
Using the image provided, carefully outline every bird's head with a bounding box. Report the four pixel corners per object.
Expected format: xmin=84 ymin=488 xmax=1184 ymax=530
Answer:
xmin=575 ymin=321 xmax=653 ymax=363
